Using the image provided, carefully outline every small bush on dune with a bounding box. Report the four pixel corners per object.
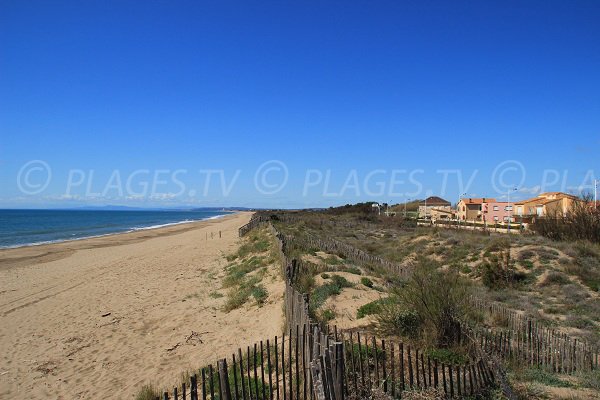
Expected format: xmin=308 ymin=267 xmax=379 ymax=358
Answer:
xmin=540 ymin=271 xmax=569 ymax=286
xmin=520 ymin=260 xmax=535 ymax=269
xmin=251 ymin=284 xmax=268 ymax=305
xmin=135 ymin=384 xmax=159 ymax=400
xmin=426 ymin=348 xmax=468 ymax=365
xmin=330 ymin=274 xmax=353 ymax=289
xmin=578 ymin=369 xmax=600 ymax=390
xmin=356 ymin=297 xmax=392 ymax=319
xmin=520 ymin=367 xmax=575 ymax=388
xmin=480 ymin=250 xmax=530 ymax=289
xmin=321 ymin=309 xmax=335 ymax=321
xmin=342 ymin=265 xmax=362 ymax=275
xmin=360 ymin=277 xmax=374 ymax=288
xmin=376 ymin=258 xmax=470 ymax=347
xmin=296 ymin=272 xmax=316 ymax=294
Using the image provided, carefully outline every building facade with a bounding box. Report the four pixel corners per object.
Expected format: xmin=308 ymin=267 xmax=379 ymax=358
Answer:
xmin=418 ymin=196 xmax=451 ymax=218
xmin=457 ymin=198 xmax=514 ymax=223
xmin=514 ymin=192 xmax=580 ymax=218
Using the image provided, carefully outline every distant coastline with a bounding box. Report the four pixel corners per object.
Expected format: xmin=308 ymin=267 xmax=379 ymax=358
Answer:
xmin=0 ymin=209 xmax=235 ymax=249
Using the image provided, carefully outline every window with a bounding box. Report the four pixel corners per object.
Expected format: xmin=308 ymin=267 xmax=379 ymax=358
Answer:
xmin=503 ymin=216 xmax=509 ymax=221
xmin=494 ymin=216 xmax=499 ymax=221
xmin=505 ymin=205 xmax=513 ymax=211
xmin=493 ymin=206 xmax=499 ymax=211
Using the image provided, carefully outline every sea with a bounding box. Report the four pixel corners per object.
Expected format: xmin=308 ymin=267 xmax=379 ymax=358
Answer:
xmin=0 ymin=209 xmax=232 ymax=249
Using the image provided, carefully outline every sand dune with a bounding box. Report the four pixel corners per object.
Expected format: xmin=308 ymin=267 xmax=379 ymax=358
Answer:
xmin=0 ymin=212 xmax=285 ymax=399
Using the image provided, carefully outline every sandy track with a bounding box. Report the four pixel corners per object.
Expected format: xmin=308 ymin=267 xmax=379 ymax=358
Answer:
xmin=0 ymin=212 xmax=285 ymax=399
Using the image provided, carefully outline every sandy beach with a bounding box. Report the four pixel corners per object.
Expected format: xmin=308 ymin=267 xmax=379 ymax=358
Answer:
xmin=0 ymin=212 xmax=285 ymax=399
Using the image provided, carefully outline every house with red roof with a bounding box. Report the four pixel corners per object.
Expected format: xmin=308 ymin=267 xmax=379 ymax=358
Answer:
xmin=456 ymin=197 xmax=514 ymax=223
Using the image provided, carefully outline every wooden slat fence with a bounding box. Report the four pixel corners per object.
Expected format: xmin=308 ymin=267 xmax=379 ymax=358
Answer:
xmin=156 ymin=216 xmax=498 ymax=399
xmin=283 ymin=233 xmax=410 ymax=279
xmin=338 ymin=331 xmax=494 ymax=398
xmin=242 ymin=214 xmax=598 ymax=376
xmin=468 ymin=298 xmax=599 ymax=373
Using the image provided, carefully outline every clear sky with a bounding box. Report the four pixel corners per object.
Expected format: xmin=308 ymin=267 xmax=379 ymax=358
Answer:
xmin=1 ymin=1 xmax=599 ymax=208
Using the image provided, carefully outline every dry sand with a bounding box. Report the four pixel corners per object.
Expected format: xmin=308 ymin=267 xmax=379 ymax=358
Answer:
xmin=0 ymin=212 xmax=285 ymax=399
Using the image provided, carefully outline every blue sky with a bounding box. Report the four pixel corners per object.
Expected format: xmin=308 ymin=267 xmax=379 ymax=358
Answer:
xmin=1 ymin=0 xmax=599 ymax=208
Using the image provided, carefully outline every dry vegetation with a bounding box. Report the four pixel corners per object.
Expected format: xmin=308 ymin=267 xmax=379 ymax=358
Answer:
xmin=268 ymin=203 xmax=600 ymax=399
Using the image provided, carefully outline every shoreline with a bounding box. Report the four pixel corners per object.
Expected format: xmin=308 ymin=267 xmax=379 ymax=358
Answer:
xmin=0 ymin=212 xmax=242 ymax=271
xmin=0 ymin=212 xmax=234 ymax=250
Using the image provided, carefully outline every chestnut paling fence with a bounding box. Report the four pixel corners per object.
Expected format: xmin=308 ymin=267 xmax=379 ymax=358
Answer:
xmin=468 ymin=298 xmax=599 ymax=373
xmin=152 ymin=217 xmax=495 ymax=400
xmin=247 ymin=214 xmax=599 ymax=375
xmin=154 ymin=214 xmax=597 ymax=399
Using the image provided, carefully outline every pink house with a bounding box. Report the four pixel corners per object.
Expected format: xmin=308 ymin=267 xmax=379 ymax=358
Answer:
xmin=482 ymin=201 xmax=513 ymax=223
xmin=457 ymin=198 xmax=514 ymax=223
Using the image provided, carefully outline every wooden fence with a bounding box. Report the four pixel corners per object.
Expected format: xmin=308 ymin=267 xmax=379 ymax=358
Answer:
xmin=273 ymin=221 xmax=495 ymax=399
xmin=155 ymin=217 xmax=498 ymax=399
xmin=338 ymin=330 xmax=494 ymax=399
xmin=283 ymin=233 xmax=410 ymax=279
xmin=242 ymin=214 xmax=599 ymax=376
xmin=469 ymin=298 xmax=599 ymax=373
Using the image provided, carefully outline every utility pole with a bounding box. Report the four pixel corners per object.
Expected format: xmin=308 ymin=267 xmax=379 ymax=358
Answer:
xmin=458 ymin=193 xmax=466 ymax=228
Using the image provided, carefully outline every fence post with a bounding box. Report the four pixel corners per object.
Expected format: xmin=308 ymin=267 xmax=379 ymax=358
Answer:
xmin=219 ymin=359 xmax=232 ymax=400
xmin=335 ymin=342 xmax=345 ymax=400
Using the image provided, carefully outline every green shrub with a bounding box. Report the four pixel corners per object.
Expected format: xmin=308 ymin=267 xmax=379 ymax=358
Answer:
xmin=520 ymin=368 xmax=574 ymax=388
xmin=460 ymin=265 xmax=472 ymax=274
xmin=309 ymin=275 xmax=354 ymax=312
xmin=321 ymin=309 xmax=336 ymax=321
xmin=251 ymin=284 xmax=268 ymax=305
xmin=520 ymin=260 xmax=535 ymax=269
xmin=310 ymin=284 xmax=341 ymax=311
xmin=356 ymin=298 xmax=392 ymax=319
xmin=321 ymin=273 xmax=330 ymax=279
xmin=360 ymin=277 xmax=374 ymax=288
xmin=375 ymin=298 xmax=421 ymax=338
xmin=380 ymin=258 xmax=470 ymax=347
xmin=331 ymin=274 xmax=353 ymax=288
xmin=578 ymin=369 xmax=600 ymax=390
xmin=342 ymin=266 xmax=362 ymax=275
xmin=426 ymin=348 xmax=468 ymax=365
xmin=324 ymin=255 xmax=344 ymax=265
